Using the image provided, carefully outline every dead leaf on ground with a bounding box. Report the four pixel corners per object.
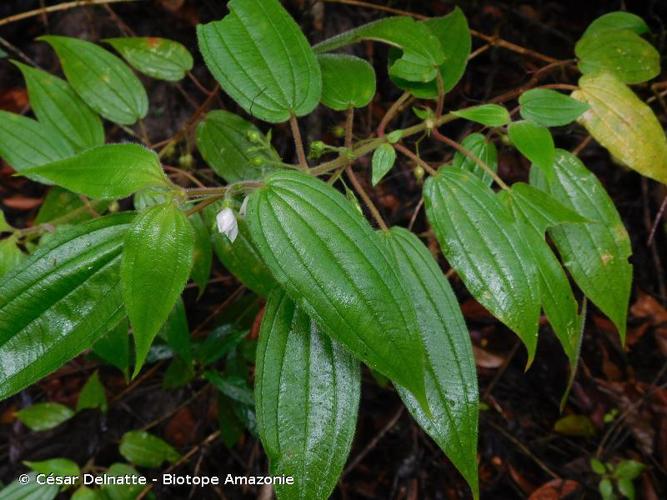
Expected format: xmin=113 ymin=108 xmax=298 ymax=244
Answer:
xmin=529 ymin=479 xmax=581 ymax=500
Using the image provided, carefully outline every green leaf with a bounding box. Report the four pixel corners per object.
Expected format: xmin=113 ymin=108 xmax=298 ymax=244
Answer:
xmin=0 ymin=111 xmax=73 ymax=179
xmin=315 ymin=17 xmax=445 ymax=83
xmin=16 ymin=403 xmax=75 ymax=431
xmin=554 ymin=414 xmax=596 ymax=437
xmin=159 ymin=298 xmax=192 ymax=364
xmin=599 ymin=478 xmax=614 ymax=500
xmin=35 ymin=187 xmax=109 ymax=226
xmin=575 ymin=29 xmax=660 ymax=84
xmin=508 ymin=120 xmax=555 ymax=179
xmin=371 ymin=143 xmax=396 ymax=186
xmin=105 ymin=37 xmax=193 ymax=82
xmin=25 ymin=458 xmax=80 ymax=477
xmin=218 ymin=396 xmax=245 ymax=448
xmin=0 ymin=214 xmax=132 ymax=401
xmin=390 ymin=8 xmax=471 ymax=98
xmin=424 ymin=169 xmax=541 ymax=362
xmin=119 ymin=430 xmax=180 ymax=468
xmin=72 ymin=487 xmax=102 ymax=500
xmin=0 ymin=236 xmax=25 ymax=278
xmin=0 ymin=210 xmax=12 ymax=232
xmin=246 ymin=171 xmax=428 ymax=405
xmin=519 ymin=89 xmax=589 ymax=127
xmin=101 ymin=464 xmax=143 ymax=500
xmin=121 ymin=203 xmax=194 ymax=375
xmin=255 ymin=290 xmax=360 ymax=500
xmin=452 ymin=104 xmax=510 ymax=127
xmin=572 ymin=72 xmax=667 ymax=185
xmin=584 ymin=11 xmax=650 ymax=37
xmin=24 ymin=144 xmax=169 ymax=200
xmin=40 ymin=36 xmax=148 ymax=125
xmin=76 ymin=370 xmax=108 ymax=412
xmin=197 ymin=0 xmax=321 ymax=123
xmin=615 ymin=460 xmax=645 ymax=480
xmin=205 ymin=371 xmax=254 ymax=406
xmin=194 ymin=325 xmax=246 ymax=366
xmin=591 ymin=458 xmax=607 ymax=475
xmin=530 ymin=150 xmax=632 ymax=341
xmin=318 ymin=54 xmax=376 ymax=111
xmin=617 ymin=478 xmax=635 ymax=500
xmin=13 ymin=61 xmax=104 ymax=151
xmin=196 ymin=110 xmax=280 ymax=183
xmin=452 ymin=133 xmax=497 ymax=186
xmin=383 ymin=228 xmax=478 ymax=499
xmin=189 ymin=213 xmax=212 ymax=296
xmin=92 ymin=318 xmax=130 ymax=377
xmin=0 ymin=473 xmax=58 ymax=500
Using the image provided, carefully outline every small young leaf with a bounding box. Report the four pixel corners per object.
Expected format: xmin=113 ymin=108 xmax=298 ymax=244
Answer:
xmin=13 ymin=61 xmax=104 ymax=151
xmin=371 ymin=143 xmax=396 ymax=186
xmin=615 ymin=460 xmax=645 ymax=480
xmin=17 ymin=403 xmax=75 ymax=431
xmin=246 ymin=171 xmax=428 ymax=405
xmin=424 ymin=169 xmax=541 ymax=362
xmin=93 ymin=318 xmax=130 ymax=377
xmin=318 ymin=54 xmax=376 ymax=111
xmin=256 ymin=291 xmax=360 ymax=500
xmin=25 ymin=458 xmax=80 ymax=477
xmin=196 ymin=110 xmax=280 ymax=183
xmin=584 ymin=11 xmax=650 ymax=37
xmin=452 ymin=133 xmax=497 ymax=186
xmin=205 ymin=371 xmax=255 ymax=406
xmin=508 ymin=120 xmax=555 ymax=179
xmin=315 ymin=17 xmax=445 ymax=83
xmin=105 ymin=37 xmax=193 ymax=82
xmin=617 ymin=478 xmax=635 ymax=500
xmin=24 ymin=144 xmax=170 ymax=200
xmin=519 ymin=89 xmax=589 ymax=127
xmin=452 ymin=104 xmax=510 ymax=127
xmin=0 ymin=111 xmax=74 ymax=178
xmin=554 ymin=414 xmax=596 ymax=437
xmin=119 ymin=431 xmax=180 ymax=468
xmin=0 ymin=214 xmax=132 ymax=401
xmin=189 ymin=213 xmax=212 ymax=296
xmin=101 ymin=464 xmax=144 ymax=500
xmin=383 ymin=228 xmax=479 ymax=499
xmin=0 ymin=473 xmax=59 ymax=500
xmin=575 ymin=30 xmax=660 ymax=84
xmin=197 ymin=0 xmax=321 ymax=123
xmin=40 ymin=36 xmax=148 ymax=125
xmin=572 ymin=72 xmax=667 ymax=185
xmin=590 ymin=458 xmax=607 ymax=475
xmin=531 ymin=150 xmax=632 ymax=341
xmin=121 ymin=203 xmax=194 ymax=376
xmin=76 ymin=370 xmax=108 ymax=412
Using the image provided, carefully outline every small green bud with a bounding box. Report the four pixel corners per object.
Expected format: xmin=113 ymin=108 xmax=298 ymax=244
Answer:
xmin=178 ymin=153 xmax=193 ymax=169
xmin=331 ymin=126 xmax=346 ymax=138
xmin=414 ymin=165 xmax=425 ymax=183
xmin=386 ymin=130 xmax=403 ymax=144
xmin=250 ymin=156 xmax=264 ymax=166
xmin=309 ymin=140 xmax=326 ymax=160
xmin=246 ymin=130 xmax=262 ymax=143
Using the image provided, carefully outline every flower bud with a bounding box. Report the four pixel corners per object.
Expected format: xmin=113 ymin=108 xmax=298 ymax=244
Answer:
xmin=216 ymin=207 xmax=239 ymax=243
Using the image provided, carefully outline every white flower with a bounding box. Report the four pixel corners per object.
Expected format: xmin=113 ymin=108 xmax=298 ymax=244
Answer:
xmin=216 ymin=207 xmax=239 ymax=243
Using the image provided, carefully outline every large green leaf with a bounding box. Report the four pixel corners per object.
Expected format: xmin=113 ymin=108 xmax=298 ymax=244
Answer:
xmin=105 ymin=37 xmax=193 ymax=82
xmin=119 ymin=430 xmax=180 ymax=468
xmin=575 ymin=29 xmax=660 ymax=84
xmin=530 ymin=150 xmax=632 ymax=341
xmin=390 ymin=7 xmax=471 ymax=98
xmin=0 ymin=111 xmax=73 ymax=179
xmin=314 ymin=17 xmax=445 ymax=83
xmin=518 ymin=89 xmax=589 ymax=127
xmin=246 ymin=171 xmax=428 ymax=404
xmin=196 ymin=110 xmax=280 ymax=183
xmin=572 ymin=72 xmax=667 ymax=185
xmin=0 ymin=214 xmax=131 ymax=401
xmin=452 ymin=133 xmax=497 ymax=186
xmin=424 ymin=169 xmax=541 ymax=361
xmin=318 ymin=54 xmax=376 ymax=111
xmin=24 ymin=144 xmax=170 ymax=200
xmin=256 ymin=291 xmax=360 ymax=500
xmin=13 ymin=61 xmax=104 ymax=151
xmin=0 ymin=236 xmax=25 ymax=278
xmin=508 ymin=120 xmax=555 ymax=179
xmin=383 ymin=227 xmax=478 ymax=499
xmin=197 ymin=0 xmax=321 ymax=123
xmin=121 ymin=203 xmax=194 ymax=375
xmin=40 ymin=36 xmax=148 ymax=125
xmin=0 ymin=473 xmax=58 ymax=500
xmin=583 ymin=11 xmax=650 ymax=37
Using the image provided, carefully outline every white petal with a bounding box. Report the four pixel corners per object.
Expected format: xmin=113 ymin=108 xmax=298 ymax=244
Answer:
xmin=216 ymin=207 xmax=239 ymax=243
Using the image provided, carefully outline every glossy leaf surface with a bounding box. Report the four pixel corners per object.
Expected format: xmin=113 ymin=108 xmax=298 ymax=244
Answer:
xmin=371 ymin=143 xmax=396 ymax=186
xmin=315 ymin=17 xmax=445 ymax=83
xmin=14 ymin=61 xmax=104 ymax=151
xmin=196 ymin=110 xmax=280 ymax=183
xmin=24 ymin=144 xmax=170 ymax=200
xmin=572 ymin=72 xmax=667 ymax=185
xmin=383 ymin=228 xmax=478 ymax=498
xmin=119 ymin=430 xmax=180 ymax=468
xmin=508 ymin=120 xmax=555 ymax=179
xmin=518 ymin=89 xmax=589 ymax=127
xmin=16 ymin=403 xmax=75 ymax=431
xmin=40 ymin=36 xmax=148 ymax=125
xmin=197 ymin=0 xmax=321 ymax=123
xmin=452 ymin=104 xmax=510 ymax=127
xmin=256 ymin=291 xmax=360 ymax=500
xmin=246 ymin=171 xmax=427 ymax=403
xmin=452 ymin=133 xmax=497 ymax=186
xmin=530 ymin=150 xmax=632 ymax=341
xmin=424 ymin=169 xmax=540 ymax=361
xmin=318 ymin=54 xmax=376 ymax=111
xmin=121 ymin=203 xmax=194 ymax=375
xmin=507 ymin=183 xmax=587 ymax=234
xmin=105 ymin=37 xmax=193 ymax=81
xmin=0 ymin=214 xmax=132 ymax=401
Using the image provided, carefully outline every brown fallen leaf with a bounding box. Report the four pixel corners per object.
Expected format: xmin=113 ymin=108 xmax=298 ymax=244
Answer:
xmin=473 ymin=346 xmax=505 ymax=369
xmin=529 ymin=479 xmax=581 ymax=500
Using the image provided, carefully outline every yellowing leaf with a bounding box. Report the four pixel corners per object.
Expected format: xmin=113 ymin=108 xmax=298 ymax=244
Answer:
xmin=572 ymin=72 xmax=667 ymax=185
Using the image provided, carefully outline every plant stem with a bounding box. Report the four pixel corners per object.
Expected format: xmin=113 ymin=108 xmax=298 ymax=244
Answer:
xmin=289 ymin=114 xmax=308 ymax=170
xmin=394 ymin=144 xmax=437 ymax=176
xmin=0 ymin=0 xmax=142 ymax=27
xmin=377 ymin=91 xmax=411 ymax=137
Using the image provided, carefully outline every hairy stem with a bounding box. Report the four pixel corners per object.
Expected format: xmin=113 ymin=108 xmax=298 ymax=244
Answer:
xmin=289 ymin=114 xmax=309 ymax=170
